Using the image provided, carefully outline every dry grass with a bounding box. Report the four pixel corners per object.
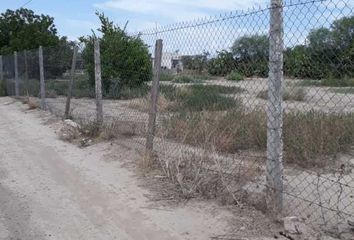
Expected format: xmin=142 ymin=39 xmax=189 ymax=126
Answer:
xmin=162 ymin=109 xmax=354 ymax=168
xmin=153 ymin=146 xmax=262 ymax=204
xmin=24 ymin=97 xmax=39 ymax=109
xmin=284 ymin=111 xmax=354 ymax=167
xmin=99 ymin=120 xmax=141 ymax=140
xmin=161 ymin=109 xmax=266 ymax=153
xmin=257 ymin=87 xmax=306 ymax=102
xmin=59 ymin=119 xmax=100 ymax=146
xmin=128 ymin=93 xmax=172 ymax=113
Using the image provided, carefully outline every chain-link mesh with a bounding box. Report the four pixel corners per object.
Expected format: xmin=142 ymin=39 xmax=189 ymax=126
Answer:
xmin=1 ymin=0 xmax=353 ymax=236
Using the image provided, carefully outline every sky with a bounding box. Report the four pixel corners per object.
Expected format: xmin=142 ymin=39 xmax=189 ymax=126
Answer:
xmin=0 ymin=0 xmax=352 ymax=55
xmin=0 ymin=0 xmax=268 ymax=40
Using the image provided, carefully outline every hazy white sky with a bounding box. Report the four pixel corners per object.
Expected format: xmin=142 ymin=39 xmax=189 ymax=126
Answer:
xmin=0 ymin=0 xmax=351 ymax=54
xmin=0 ymin=0 xmax=268 ymax=40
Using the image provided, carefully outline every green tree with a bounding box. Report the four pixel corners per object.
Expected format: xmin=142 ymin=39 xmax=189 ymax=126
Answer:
xmin=231 ymin=34 xmax=269 ymax=77
xmin=208 ymin=50 xmax=235 ymax=76
xmin=331 ymin=16 xmax=354 ymax=77
xmin=284 ymin=45 xmax=312 ymax=78
xmin=181 ymin=51 xmax=209 ymax=73
xmin=80 ymin=12 xmax=152 ymax=96
xmin=0 ymin=8 xmax=59 ymax=54
xmin=285 ymin=16 xmax=354 ymax=79
xmin=43 ymin=37 xmax=76 ymax=79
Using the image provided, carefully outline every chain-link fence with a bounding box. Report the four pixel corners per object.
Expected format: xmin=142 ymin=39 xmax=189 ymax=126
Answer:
xmin=1 ymin=0 xmax=353 ymax=237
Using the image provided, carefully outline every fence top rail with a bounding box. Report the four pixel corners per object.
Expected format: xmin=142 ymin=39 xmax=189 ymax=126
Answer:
xmin=130 ymin=0 xmax=331 ymax=37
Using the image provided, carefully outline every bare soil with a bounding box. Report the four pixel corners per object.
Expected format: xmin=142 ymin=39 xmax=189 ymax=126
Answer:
xmin=0 ymin=97 xmax=284 ymax=240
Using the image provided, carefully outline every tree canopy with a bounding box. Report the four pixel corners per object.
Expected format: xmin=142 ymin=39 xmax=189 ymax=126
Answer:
xmin=80 ymin=12 xmax=152 ymax=96
xmin=0 ymin=8 xmax=60 ymax=54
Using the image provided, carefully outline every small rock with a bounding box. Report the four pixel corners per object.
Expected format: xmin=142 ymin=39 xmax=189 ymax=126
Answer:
xmin=283 ymin=216 xmax=302 ymax=234
xmin=64 ymin=119 xmax=80 ymax=129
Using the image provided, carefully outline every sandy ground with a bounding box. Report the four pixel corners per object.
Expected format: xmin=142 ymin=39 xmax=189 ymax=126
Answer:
xmin=43 ymin=78 xmax=354 ymax=130
xmin=40 ymin=78 xmax=354 ymax=236
xmin=0 ymin=97 xmax=284 ymax=240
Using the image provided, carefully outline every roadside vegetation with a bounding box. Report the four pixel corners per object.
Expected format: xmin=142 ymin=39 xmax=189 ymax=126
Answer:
xmin=257 ymin=87 xmax=306 ymax=102
xmin=226 ymin=71 xmax=244 ymax=81
xmin=0 ymin=80 xmax=5 ymax=96
xmin=331 ymin=88 xmax=354 ymax=94
xmin=298 ymin=77 xmax=354 ymax=87
xmin=162 ymin=109 xmax=354 ymax=168
xmin=130 ymin=84 xmax=244 ymax=112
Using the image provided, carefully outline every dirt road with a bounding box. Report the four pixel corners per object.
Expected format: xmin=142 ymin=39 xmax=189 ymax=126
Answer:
xmin=0 ymin=97 xmax=238 ymax=240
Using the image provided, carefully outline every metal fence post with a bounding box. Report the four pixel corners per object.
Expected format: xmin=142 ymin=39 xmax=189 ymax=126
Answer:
xmin=94 ymin=39 xmax=103 ymax=124
xmin=145 ymin=39 xmax=163 ymax=155
xmin=266 ymin=0 xmax=284 ymax=219
xmin=14 ymin=51 xmax=19 ymax=97
xmin=65 ymin=45 xmax=78 ymax=119
xmin=39 ymin=46 xmax=46 ymax=109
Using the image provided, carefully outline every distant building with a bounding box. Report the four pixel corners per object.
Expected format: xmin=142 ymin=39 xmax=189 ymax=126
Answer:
xmin=152 ymin=52 xmax=183 ymax=72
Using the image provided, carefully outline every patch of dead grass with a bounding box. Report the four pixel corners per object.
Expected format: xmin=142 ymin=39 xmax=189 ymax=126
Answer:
xmin=162 ymin=109 xmax=354 ymax=168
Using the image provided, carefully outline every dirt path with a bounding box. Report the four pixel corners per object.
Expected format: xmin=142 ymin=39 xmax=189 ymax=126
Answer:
xmin=0 ymin=97 xmax=239 ymax=240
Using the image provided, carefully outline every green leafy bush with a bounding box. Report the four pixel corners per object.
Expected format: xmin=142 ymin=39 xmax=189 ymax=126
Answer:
xmin=226 ymin=71 xmax=243 ymax=81
xmin=80 ymin=12 xmax=152 ymax=93
xmin=160 ymin=84 xmax=242 ymax=112
xmin=0 ymin=80 xmax=5 ymax=96
xmin=160 ymin=71 xmax=174 ymax=81
xmin=106 ymin=83 xmax=150 ymax=100
xmin=298 ymin=77 xmax=354 ymax=87
xmin=172 ymin=75 xmax=199 ymax=84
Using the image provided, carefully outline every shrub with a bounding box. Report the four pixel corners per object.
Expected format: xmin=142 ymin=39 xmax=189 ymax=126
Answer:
xmin=46 ymin=80 xmax=67 ymax=96
xmin=284 ymin=111 xmax=354 ymax=168
xmin=0 ymin=80 xmax=5 ymax=96
xmin=208 ymin=50 xmax=235 ymax=76
xmin=160 ymin=84 xmax=243 ymax=112
xmin=257 ymin=87 xmax=306 ymax=102
xmin=226 ymin=71 xmax=244 ymax=81
xmin=160 ymin=70 xmax=174 ymax=82
xmin=283 ymin=87 xmax=306 ymax=101
xmin=162 ymin=109 xmax=266 ymax=153
xmin=72 ymin=75 xmax=95 ymax=98
xmin=106 ymin=84 xmax=150 ymax=100
xmin=80 ymin=12 xmax=152 ymax=92
xmin=27 ymin=97 xmax=39 ymax=109
xmin=172 ymin=73 xmax=216 ymax=83
xmin=180 ymin=91 xmax=236 ymax=112
xmin=298 ymin=77 xmax=354 ymax=87
xmin=332 ymin=88 xmax=354 ymax=94
xmin=172 ymin=75 xmax=200 ymax=84
xmin=192 ymin=73 xmax=215 ymax=80
xmin=321 ymin=77 xmax=354 ymax=87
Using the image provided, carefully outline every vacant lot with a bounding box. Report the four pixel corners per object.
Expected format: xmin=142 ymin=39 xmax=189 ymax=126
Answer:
xmin=0 ymin=97 xmax=287 ymax=240
xmin=38 ymin=77 xmax=354 ymax=236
